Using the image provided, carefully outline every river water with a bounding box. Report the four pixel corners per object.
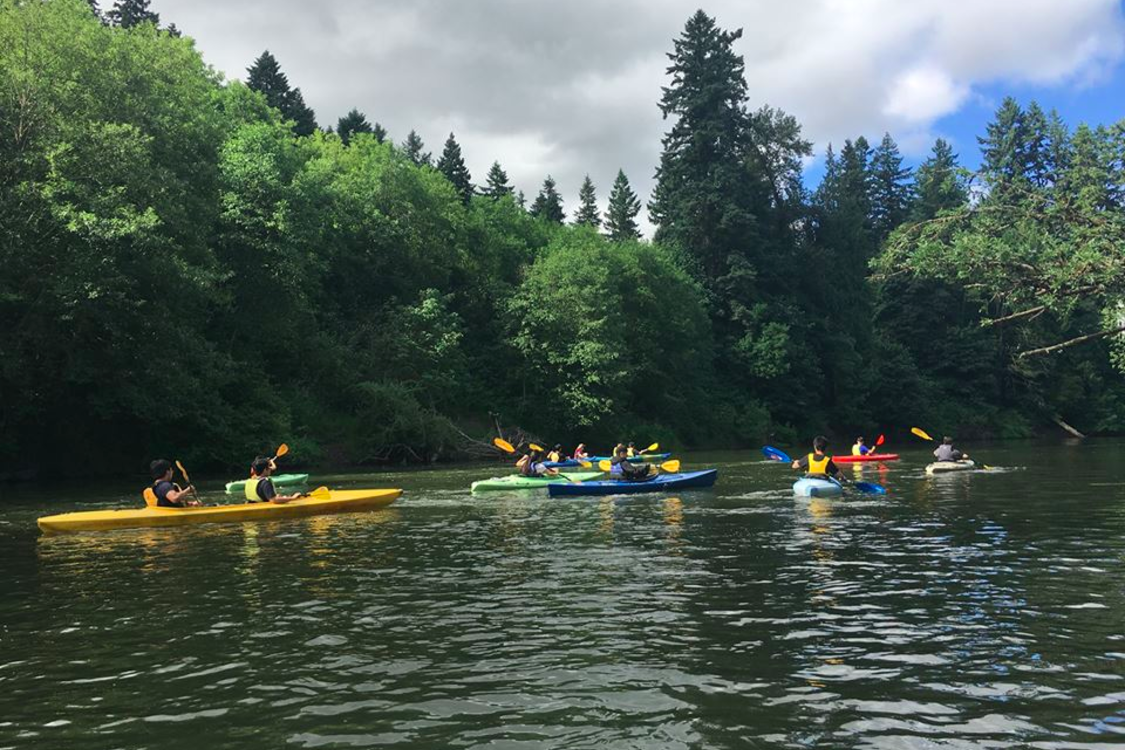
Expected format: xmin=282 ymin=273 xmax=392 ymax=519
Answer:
xmin=1 ymin=441 xmax=1124 ymax=749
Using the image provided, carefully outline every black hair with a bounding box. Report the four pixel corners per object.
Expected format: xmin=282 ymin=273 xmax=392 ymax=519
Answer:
xmin=943 ymin=436 xmax=953 ymax=445
xmin=150 ymin=459 xmax=172 ymax=480
xmin=856 ymin=436 xmax=865 ymax=442
xmin=553 ymin=444 xmax=562 ymax=450
xmin=813 ymin=435 xmax=828 ymax=452
xmin=251 ymin=456 xmax=272 ymax=476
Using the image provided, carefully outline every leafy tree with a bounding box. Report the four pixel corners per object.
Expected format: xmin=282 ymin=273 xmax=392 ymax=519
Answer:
xmin=402 ymin=129 xmax=431 ymax=166
xmin=483 ymin=161 xmax=513 ymax=199
xmin=106 ymin=0 xmax=158 ymax=27
xmin=605 ymin=169 xmax=642 ymax=241
xmin=529 ymin=175 xmax=565 ymax=223
xmin=436 ymin=132 xmax=473 ymax=204
xmin=573 ymin=175 xmax=600 ymax=227
xmin=336 ymin=108 xmax=372 ymax=146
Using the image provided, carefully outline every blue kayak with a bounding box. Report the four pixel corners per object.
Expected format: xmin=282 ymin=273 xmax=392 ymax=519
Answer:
xmin=547 ymin=469 xmax=717 ymax=497
xmin=543 ymin=459 xmax=584 ymax=469
xmin=793 ymin=477 xmax=843 ymax=497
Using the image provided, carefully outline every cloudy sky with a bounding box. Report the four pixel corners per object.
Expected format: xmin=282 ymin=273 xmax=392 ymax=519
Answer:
xmin=153 ymin=0 xmax=1125 ymax=233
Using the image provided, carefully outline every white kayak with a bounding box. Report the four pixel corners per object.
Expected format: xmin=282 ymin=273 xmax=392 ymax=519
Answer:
xmin=793 ymin=477 xmax=844 ymax=497
xmin=926 ymin=460 xmax=976 ymax=475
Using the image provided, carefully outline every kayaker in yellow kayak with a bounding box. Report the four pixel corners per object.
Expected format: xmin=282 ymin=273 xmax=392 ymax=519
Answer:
xmin=146 ymin=459 xmax=201 ymax=508
xmin=517 ymin=448 xmax=557 ymax=478
xmin=791 ymin=436 xmax=843 ymax=479
xmin=245 ymin=457 xmax=302 ymax=504
xmin=612 ymin=444 xmax=656 ymax=481
xmin=852 ymin=437 xmax=871 ymax=456
xmin=933 ymin=437 xmax=969 ymax=462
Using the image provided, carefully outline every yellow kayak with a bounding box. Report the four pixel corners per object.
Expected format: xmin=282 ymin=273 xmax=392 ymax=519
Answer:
xmin=37 ymin=489 xmax=401 ymax=534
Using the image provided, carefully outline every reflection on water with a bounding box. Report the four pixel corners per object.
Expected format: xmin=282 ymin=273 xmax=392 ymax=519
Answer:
xmin=4 ymin=443 xmax=1125 ymax=748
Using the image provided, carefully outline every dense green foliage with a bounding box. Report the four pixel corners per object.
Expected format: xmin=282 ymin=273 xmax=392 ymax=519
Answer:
xmin=1 ymin=1 xmax=1122 ymax=476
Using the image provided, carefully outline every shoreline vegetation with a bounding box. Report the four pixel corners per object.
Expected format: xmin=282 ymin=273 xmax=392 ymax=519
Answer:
xmin=2 ymin=0 xmax=1124 ymax=478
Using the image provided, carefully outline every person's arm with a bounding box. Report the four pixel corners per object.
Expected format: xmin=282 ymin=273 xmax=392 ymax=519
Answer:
xmin=933 ymin=447 xmax=941 ymax=459
xmin=164 ymin=484 xmax=200 ymax=507
xmin=791 ymin=456 xmax=808 ymax=471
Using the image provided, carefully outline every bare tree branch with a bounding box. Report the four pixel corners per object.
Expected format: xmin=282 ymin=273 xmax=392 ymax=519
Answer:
xmin=1018 ymin=324 xmax=1125 ymax=358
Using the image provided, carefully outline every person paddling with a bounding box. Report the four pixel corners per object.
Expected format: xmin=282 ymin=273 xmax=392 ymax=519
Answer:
xmin=612 ymin=444 xmax=655 ymax=482
xmin=145 ymin=459 xmax=201 ymax=508
xmin=547 ymin=444 xmax=564 ymax=463
xmin=791 ymin=436 xmax=842 ymax=481
xmin=933 ymin=437 xmax=969 ymax=463
xmin=245 ymin=457 xmax=302 ymax=504
xmin=852 ymin=437 xmax=871 ymax=456
xmin=572 ymin=443 xmax=589 ymax=461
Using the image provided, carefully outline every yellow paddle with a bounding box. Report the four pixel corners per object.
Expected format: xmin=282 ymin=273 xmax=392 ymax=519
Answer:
xmin=597 ymin=459 xmax=681 ymax=473
xmin=303 ymin=485 xmax=331 ymax=500
xmin=493 ymin=437 xmax=516 ymax=453
xmin=175 ymin=460 xmax=201 ymax=504
xmin=912 ymin=426 xmax=990 ymax=469
xmin=642 ymin=442 xmax=659 ymax=454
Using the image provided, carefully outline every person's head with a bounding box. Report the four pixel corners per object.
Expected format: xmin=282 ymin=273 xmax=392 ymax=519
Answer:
xmin=855 ymin=436 xmax=865 ymax=445
xmin=943 ymin=436 xmax=954 ymax=445
xmin=628 ymin=442 xmax=636 ymax=448
xmin=813 ymin=435 xmax=829 ymax=453
xmin=150 ymin=459 xmax=173 ymax=481
xmin=251 ymin=457 xmax=273 ymax=477
xmin=576 ymin=443 xmax=586 ymax=452
xmin=553 ymin=444 xmax=562 ymax=452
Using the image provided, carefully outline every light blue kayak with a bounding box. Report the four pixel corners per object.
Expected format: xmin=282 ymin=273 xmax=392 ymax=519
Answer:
xmin=793 ymin=476 xmax=843 ymax=497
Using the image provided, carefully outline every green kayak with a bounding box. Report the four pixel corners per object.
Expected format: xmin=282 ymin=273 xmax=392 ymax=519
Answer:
xmin=471 ymin=471 xmax=603 ymax=493
xmin=225 ymin=473 xmax=310 ymax=494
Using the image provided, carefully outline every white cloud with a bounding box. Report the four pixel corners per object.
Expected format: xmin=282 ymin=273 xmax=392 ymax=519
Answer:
xmin=153 ymin=0 xmax=1125 ymax=236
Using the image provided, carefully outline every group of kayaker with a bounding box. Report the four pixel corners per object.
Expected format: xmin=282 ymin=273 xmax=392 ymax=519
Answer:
xmin=792 ymin=434 xmax=968 ymax=481
xmin=515 ymin=441 xmax=656 ymax=482
xmin=147 ymin=455 xmax=301 ymax=508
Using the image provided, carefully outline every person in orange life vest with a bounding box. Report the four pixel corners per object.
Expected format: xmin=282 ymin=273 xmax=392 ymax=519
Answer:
xmin=145 ymin=459 xmax=200 ymax=508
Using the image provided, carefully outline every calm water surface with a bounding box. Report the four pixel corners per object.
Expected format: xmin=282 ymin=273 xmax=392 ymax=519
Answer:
xmin=2 ymin=441 xmax=1124 ymax=748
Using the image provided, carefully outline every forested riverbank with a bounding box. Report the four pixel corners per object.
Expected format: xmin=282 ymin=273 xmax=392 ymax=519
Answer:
xmin=2 ymin=0 xmax=1124 ymax=476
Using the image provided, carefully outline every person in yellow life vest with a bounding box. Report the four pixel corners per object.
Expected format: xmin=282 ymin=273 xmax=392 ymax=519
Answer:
xmin=244 ymin=457 xmax=302 ymax=504
xmin=626 ymin=442 xmax=637 ymax=458
xmin=791 ymin=436 xmax=842 ymax=479
xmin=144 ymin=459 xmax=200 ymax=508
xmin=547 ymin=444 xmax=563 ymax=463
xmin=852 ymin=437 xmax=871 ymax=456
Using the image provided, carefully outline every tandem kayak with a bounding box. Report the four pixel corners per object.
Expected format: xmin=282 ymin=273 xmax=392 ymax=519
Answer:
xmin=225 ymin=473 xmax=309 ymax=494
xmin=926 ymin=460 xmax=976 ymax=475
xmin=834 ymin=454 xmax=900 ymax=464
xmin=38 ymin=489 xmax=401 ymax=534
xmin=793 ymin=477 xmax=843 ymax=497
xmin=586 ymin=453 xmax=672 ymax=463
xmin=471 ymin=471 xmax=603 ymax=492
xmin=546 ymin=470 xmax=717 ymax=497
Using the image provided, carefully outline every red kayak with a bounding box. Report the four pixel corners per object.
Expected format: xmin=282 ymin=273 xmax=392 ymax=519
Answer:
xmin=835 ymin=453 xmax=900 ymax=464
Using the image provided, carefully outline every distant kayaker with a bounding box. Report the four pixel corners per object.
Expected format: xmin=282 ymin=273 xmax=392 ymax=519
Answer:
xmin=572 ymin=443 xmax=589 ymax=461
xmin=146 ymin=459 xmax=201 ymax=508
xmin=791 ymin=436 xmax=842 ymax=479
xmin=852 ymin=437 xmax=871 ymax=456
xmin=613 ymin=444 xmax=655 ymax=482
xmin=933 ymin=437 xmax=968 ymax=462
xmin=517 ymin=448 xmax=556 ymax=478
xmin=547 ymin=444 xmax=563 ymax=463
xmin=245 ymin=457 xmax=302 ymax=504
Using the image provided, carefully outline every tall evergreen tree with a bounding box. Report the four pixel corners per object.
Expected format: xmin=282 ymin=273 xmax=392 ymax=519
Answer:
xmin=516 ymin=190 xmax=527 ymax=209
xmin=336 ymin=108 xmax=372 ymax=146
xmin=483 ymin=162 xmax=513 ymax=199
xmin=436 ymin=133 xmax=473 ymax=204
xmin=529 ymin=176 xmax=565 ymax=223
xmin=979 ymin=97 xmax=1029 ymax=197
xmin=869 ymin=133 xmax=913 ymax=242
xmin=106 ymin=0 xmax=158 ymax=27
xmin=911 ymin=138 xmax=967 ymax=221
xmin=605 ymin=169 xmax=642 ymax=241
xmin=573 ymin=175 xmax=601 ymax=228
xmin=649 ymin=10 xmax=758 ymax=282
xmin=402 ymin=130 xmax=431 ymax=166
xmin=246 ymin=51 xmax=317 ymax=136
xmin=373 ymin=123 xmax=388 ymax=144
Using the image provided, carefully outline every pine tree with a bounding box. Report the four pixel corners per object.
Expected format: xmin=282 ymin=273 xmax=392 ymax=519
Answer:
xmin=402 ymin=130 xmax=431 ymax=166
xmin=373 ymin=123 xmax=387 ymax=144
xmin=911 ymin=138 xmax=967 ymax=221
xmin=436 ymin=133 xmax=473 ymax=204
xmin=529 ymin=176 xmax=565 ymax=223
xmin=868 ymin=133 xmax=913 ymax=242
xmin=605 ymin=169 xmax=642 ymax=241
xmin=246 ymin=51 xmax=318 ymax=137
xmin=336 ymin=108 xmax=372 ymax=146
xmin=649 ymin=10 xmax=758 ymax=282
xmin=516 ymin=190 xmax=527 ymax=209
xmin=483 ymin=162 xmax=513 ymax=199
xmin=979 ymin=97 xmax=1028 ymax=196
xmin=87 ymin=0 xmax=102 ymax=20
xmin=106 ymin=0 xmax=159 ymax=27
xmin=573 ymin=175 xmax=600 ymax=228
